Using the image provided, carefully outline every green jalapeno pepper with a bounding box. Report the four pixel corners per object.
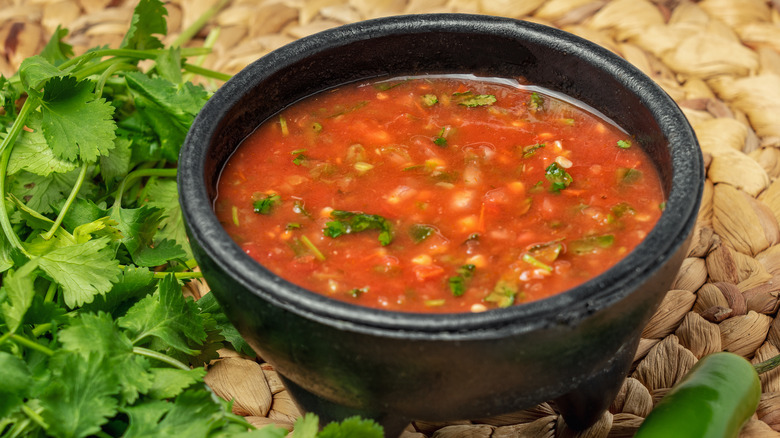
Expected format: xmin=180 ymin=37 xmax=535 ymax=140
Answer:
xmin=634 ymin=352 xmax=761 ymax=438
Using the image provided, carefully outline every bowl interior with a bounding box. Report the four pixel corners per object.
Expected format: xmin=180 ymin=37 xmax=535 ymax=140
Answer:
xmin=179 ymin=13 xmax=702 ymax=334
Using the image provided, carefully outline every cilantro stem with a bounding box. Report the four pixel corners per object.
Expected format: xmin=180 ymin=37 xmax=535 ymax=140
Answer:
xmin=171 ymin=0 xmax=231 ymax=48
xmin=112 ymin=167 xmax=177 ymax=210
xmin=57 ymin=47 xmax=211 ymax=71
xmin=133 ymin=346 xmax=191 ymax=371
xmin=42 ymin=163 xmax=88 ymax=241
xmin=95 ymin=61 xmax=138 ymax=98
xmin=153 ymin=271 xmax=204 ymax=280
xmin=32 ymin=323 xmax=52 ymax=337
xmin=0 ymin=331 xmax=12 ymax=345
xmin=10 ymin=334 xmax=54 ymax=356
xmin=183 ymin=63 xmax=232 ymax=82
xmin=20 ymin=405 xmax=47 ymax=431
xmin=0 ymin=147 xmax=30 ymax=256
xmin=43 ymin=282 xmax=57 ymax=303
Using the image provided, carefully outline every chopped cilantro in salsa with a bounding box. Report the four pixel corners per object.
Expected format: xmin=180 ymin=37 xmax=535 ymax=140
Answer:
xmin=323 ymin=210 xmax=394 ymax=246
xmin=253 ymin=193 xmax=281 ymax=214
xmin=545 ymin=162 xmax=573 ymax=193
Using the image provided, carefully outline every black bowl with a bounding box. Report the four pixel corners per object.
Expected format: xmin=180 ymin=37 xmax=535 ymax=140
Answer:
xmin=179 ymin=14 xmax=703 ymax=437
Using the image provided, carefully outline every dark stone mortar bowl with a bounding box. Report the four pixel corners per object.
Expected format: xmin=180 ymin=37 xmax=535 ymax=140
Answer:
xmin=178 ymin=14 xmax=703 ymax=437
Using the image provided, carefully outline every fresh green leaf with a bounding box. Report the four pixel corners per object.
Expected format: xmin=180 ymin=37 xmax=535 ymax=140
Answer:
xmin=118 ymin=274 xmax=207 ymax=355
xmin=38 ymin=26 xmax=74 ymax=65
xmin=38 ymin=237 xmax=122 ymax=308
xmin=0 ymin=352 xmax=32 ymax=418
xmin=0 ymin=259 xmax=39 ymax=332
xmin=59 ymin=311 xmax=153 ymax=404
xmin=39 ymin=351 xmax=120 ymax=438
xmin=196 ymin=292 xmax=255 ymax=357
xmin=18 ymin=55 xmax=64 ymax=92
xmin=447 ymin=264 xmax=475 ymax=297
xmin=80 ymin=265 xmax=156 ymax=317
xmin=7 ymin=112 xmax=77 ymax=176
xmin=156 ymin=47 xmax=183 ymax=84
xmin=99 ymin=136 xmax=133 ymax=183
xmin=120 ymin=0 xmax=168 ymax=50
xmin=319 ymin=416 xmax=384 ymax=438
xmin=40 ymin=75 xmax=117 ymax=162
xmin=132 ymin=239 xmax=188 ymax=267
xmin=10 ymin=167 xmax=94 ymax=214
xmin=147 ymin=367 xmax=207 ymax=400
xmin=324 ymin=210 xmax=393 ymax=246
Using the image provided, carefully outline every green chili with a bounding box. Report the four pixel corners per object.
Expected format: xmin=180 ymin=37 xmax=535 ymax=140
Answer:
xmin=634 ymin=352 xmax=761 ymax=438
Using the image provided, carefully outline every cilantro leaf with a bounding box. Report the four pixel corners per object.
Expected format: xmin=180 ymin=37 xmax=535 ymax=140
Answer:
xmin=196 ymin=292 xmax=255 ymax=357
xmin=617 ymin=139 xmax=632 ymax=149
xmin=39 ymin=351 xmax=120 ymax=438
xmin=319 ymin=416 xmax=384 ymax=438
xmin=40 ymin=75 xmax=117 ymax=162
xmin=38 ymin=237 xmax=122 ymax=308
xmin=117 ymin=274 xmax=207 ymax=355
xmin=18 ymin=55 xmax=64 ymax=92
xmin=7 ymin=112 xmax=77 ymax=176
xmin=38 ymin=26 xmax=74 ymax=65
xmin=80 ymin=265 xmax=156 ymax=316
xmin=0 ymin=352 xmax=33 ymax=418
xmin=132 ymin=239 xmax=188 ymax=267
xmin=0 ymin=259 xmax=39 ymax=332
xmin=529 ymin=91 xmax=544 ymax=112
xmin=323 ymin=210 xmax=394 ymax=246
xmin=99 ymin=136 xmax=133 ymax=183
xmin=147 ymin=367 xmax=207 ymax=400
xmin=144 ymin=178 xmax=192 ymax=257
xmin=121 ymin=0 xmax=167 ymax=50
xmin=124 ymin=72 xmax=209 ymax=161
xmin=0 ymin=75 xmax=21 ymax=125
xmin=10 ymin=167 xmax=93 ymax=214
xmin=59 ymin=312 xmax=153 ymax=404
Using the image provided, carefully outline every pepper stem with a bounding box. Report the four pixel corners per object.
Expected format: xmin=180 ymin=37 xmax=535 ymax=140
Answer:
xmin=754 ymin=353 xmax=780 ymax=375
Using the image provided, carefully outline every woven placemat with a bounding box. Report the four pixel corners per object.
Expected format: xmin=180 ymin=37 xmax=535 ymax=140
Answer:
xmin=3 ymin=0 xmax=780 ymax=436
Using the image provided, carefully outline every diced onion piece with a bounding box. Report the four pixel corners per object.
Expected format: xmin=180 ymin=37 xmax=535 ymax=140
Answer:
xmin=463 ymin=165 xmax=481 ymax=186
xmin=466 ymin=254 xmax=487 ymax=268
xmin=354 ymin=162 xmax=374 ymax=173
xmin=555 ymin=156 xmax=573 ymax=168
xmin=471 ymin=303 xmax=488 ymax=312
xmin=412 ymin=254 xmax=432 ymax=265
xmin=386 ymin=185 xmax=417 ymax=204
xmin=451 ymin=190 xmax=474 ymax=209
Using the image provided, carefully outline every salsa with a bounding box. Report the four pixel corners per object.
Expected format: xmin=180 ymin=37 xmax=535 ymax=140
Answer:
xmin=214 ymin=75 xmax=664 ymax=313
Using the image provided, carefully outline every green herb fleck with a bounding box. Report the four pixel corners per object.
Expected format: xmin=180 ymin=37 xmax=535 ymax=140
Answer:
xmin=323 ymin=210 xmax=394 ymax=246
xmin=425 ymin=299 xmax=446 ymax=307
xmin=545 ymin=162 xmax=573 ymax=193
xmin=617 ymin=139 xmax=632 ymax=149
xmin=611 ymin=202 xmax=636 ymax=218
xmin=529 ymin=92 xmax=544 ymax=112
xmin=617 ymin=167 xmax=643 ymax=184
xmin=447 ymin=264 xmax=476 ymax=297
xmin=452 ymin=91 xmax=497 ymax=107
xmin=659 ymin=201 xmax=667 ymax=211
xmin=292 ymin=148 xmax=308 ymax=166
xmin=570 ymin=234 xmax=615 ymax=255
xmin=433 ymin=126 xmax=450 ymax=146
xmin=521 ymin=253 xmax=553 ymax=272
xmin=409 ymin=224 xmax=435 ymax=243
xmin=522 ymin=143 xmax=546 ymax=158
xmin=422 ymin=94 xmax=438 ymax=106
xmin=349 ymin=287 xmax=369 ymax=298
xmin=286 ymin=222 xmax=302 ymax=230
xmin=252 ymin=193 xmax=281 ymax=215
xmin=311 ymin=122 xmax=323 ymax=132
xmin=485 ymin=280 xmax=518 ymax=308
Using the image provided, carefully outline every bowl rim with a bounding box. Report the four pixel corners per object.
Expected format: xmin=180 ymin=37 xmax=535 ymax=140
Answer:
xmin=179 ymin=13 xmax=703 ymax=337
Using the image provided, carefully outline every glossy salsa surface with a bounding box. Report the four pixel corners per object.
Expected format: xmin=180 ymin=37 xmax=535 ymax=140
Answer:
xmin=214 ymin=74 xmax=664 ymax=313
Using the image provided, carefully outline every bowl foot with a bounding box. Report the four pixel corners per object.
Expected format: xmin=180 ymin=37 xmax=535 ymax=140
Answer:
xmin=280 ymin=375 xmax=410 ymax=438
xmin=553 ymin=340 xmax=635 ymax=430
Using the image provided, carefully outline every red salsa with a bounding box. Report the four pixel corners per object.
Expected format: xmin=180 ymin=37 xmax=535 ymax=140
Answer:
xmin=215 ymin=75 xmax=664 ymax=313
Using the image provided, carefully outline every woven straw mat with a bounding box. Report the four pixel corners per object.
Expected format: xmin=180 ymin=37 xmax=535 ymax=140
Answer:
xmin=3 ymin=0 xmax=780 ymax=436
